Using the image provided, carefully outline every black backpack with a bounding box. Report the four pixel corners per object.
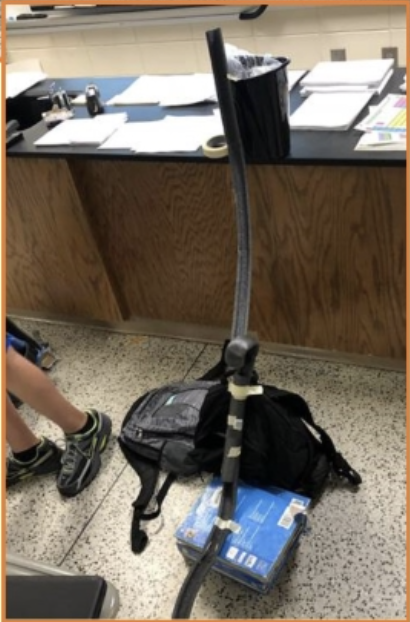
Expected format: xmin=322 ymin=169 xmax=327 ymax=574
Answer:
xmin=119 ymin=348 xmax=361 ymax=554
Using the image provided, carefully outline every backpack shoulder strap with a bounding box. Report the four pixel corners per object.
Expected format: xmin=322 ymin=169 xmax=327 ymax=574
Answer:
xmin=118 ymin=439 xmax=177 ymax=554
xmin=198 ymin=340 xmax=230 ymax=381
xmin=198 ymin=340 xmax=259 ymax=384
xmin=266 ymin=386 xmax=362 ymax=487
xmin=306 ymin=419 xmax=362 ymax=486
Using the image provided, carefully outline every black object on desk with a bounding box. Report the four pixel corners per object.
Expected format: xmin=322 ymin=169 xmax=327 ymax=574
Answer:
xmin=51 ymin=89 xmax=71 ymax=110
xmin=86 ymin=84 xmax=105 ymax=116
xmin=6 ymin=575 xmax=108 ymax=619
xmin=16 ymin=13 xmax=48 ymax=19
xmin=6 ymin=120 xmax=24 ymax=149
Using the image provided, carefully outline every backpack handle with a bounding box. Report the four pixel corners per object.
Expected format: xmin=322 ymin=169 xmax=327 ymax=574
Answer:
xmin=310 ymin=422 xmax=362 ymax=487
xmin=332 ymin=452 xmax=362 ymax=486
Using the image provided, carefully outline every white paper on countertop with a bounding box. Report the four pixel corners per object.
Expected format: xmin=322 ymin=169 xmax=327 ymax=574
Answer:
xmin=6 ymin=58 xmax=48 ymax=98
xmin=290 ymin=91 xmax=374 ymax=131
xmin=34 ymin=113 xmax=128 ymax=147
xmin=99 ymin=110 xmax=223 ymax=153
xmin=107 ymin=73 xmax=217 ymax=107
xmin=301 ymin=59 xmax=394 ymax=88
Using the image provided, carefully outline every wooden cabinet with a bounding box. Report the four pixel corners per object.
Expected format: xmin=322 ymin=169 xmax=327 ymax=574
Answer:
xmin=7 ymin=156 xmax=406 ymax=361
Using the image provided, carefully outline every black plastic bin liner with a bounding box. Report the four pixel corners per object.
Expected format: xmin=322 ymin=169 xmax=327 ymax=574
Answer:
xmin=230 ymin=57 xmax=291 ymax=161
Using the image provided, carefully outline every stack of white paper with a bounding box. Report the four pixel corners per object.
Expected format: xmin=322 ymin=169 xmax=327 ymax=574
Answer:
xmin=107 ymin=74 xmax=217 ymax=107
xmin=97 ymin=123 xmax=148 ymax=151
xmin=6 ymin=59 xmax=48 ymax=99
xmin=107 ymin=76 xmax=167 ymax=105
xmin=289 ymin=91 xmax=374 ymax=131
xmin=299 ymin=59 xmax=394 ymax=97
xmin=132 ymin=118 xmax=203 ymax=153
xmin=159 ymin=74 xmax=217 ymax=107
xmin=99 ymin=110 xmax=224 ymax=153
xmin=354 ymin=94 xmax=406 ymax=151
xmin=288 ymin=70 xmax=307 ymax=92
xmin=34 ymin=113 xmax=128 ymax=147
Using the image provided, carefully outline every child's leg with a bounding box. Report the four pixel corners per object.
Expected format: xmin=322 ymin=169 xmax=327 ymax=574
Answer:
xmin=6 ymin=393 xmax=40 ymax=453
xmin=6 ymin=346 xmax=112 ymax=497
xmin=6 ymin=346 xmax=87 ymax=435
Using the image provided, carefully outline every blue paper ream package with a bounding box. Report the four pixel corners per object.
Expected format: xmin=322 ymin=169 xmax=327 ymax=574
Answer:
xmin=175 ymin=478 xmax=311 ymax=593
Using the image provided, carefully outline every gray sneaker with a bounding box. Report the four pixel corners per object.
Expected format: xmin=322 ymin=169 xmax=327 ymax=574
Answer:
xmin=57 ymin=409 xmax=112 ymax=498
xmin=7 ymin=438 xmax=63 ymax=488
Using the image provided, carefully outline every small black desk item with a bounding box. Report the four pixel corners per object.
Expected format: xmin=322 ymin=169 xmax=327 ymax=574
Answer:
xmin=6 ymin=120 xmax=23 ymax=149
xmin=6 ymin=575 xmax=108 ymax=619
xmin=86 ymin=84 xmax=105 ymax=116
xmin=51 ymin=88 xmax=71 ymax=111
xmin=16 ymin=12 xmax=48 ymax=19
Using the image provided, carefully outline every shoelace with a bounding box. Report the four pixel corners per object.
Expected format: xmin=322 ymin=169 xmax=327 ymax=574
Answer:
xmin=60 ymin=440 xmax=90 ymax=475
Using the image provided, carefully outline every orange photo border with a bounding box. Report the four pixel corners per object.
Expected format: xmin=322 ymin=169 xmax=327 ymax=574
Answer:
xmin=0 ymin=1 xmax=408 ymax=621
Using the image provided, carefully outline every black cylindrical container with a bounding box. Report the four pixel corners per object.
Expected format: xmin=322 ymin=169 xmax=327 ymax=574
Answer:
xmin=230 ymin=57 xmax=291 ymax=161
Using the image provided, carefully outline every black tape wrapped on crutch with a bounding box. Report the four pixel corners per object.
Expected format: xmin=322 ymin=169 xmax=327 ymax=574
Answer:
xmin=172 ymin=28 xmax=259 ymax=620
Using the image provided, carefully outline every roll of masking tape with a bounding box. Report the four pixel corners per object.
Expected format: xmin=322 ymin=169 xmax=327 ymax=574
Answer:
xmin=202 ymin=135 xmax=228 ymax=159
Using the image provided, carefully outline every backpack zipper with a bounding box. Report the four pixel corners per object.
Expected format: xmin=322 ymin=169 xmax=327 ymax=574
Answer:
xmin=134 ymin=426 xmax=194 ymax=440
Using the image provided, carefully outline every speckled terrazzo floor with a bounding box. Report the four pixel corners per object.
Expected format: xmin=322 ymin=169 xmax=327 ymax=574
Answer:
xmin=6 ymin=319 xmax=406 ymax=620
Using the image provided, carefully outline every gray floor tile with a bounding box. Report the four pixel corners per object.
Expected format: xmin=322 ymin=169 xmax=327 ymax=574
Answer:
xmin=62 ymin=467 xmax=213 ymax=620
xmin=6 ymin=323 xmax=406 ymax=619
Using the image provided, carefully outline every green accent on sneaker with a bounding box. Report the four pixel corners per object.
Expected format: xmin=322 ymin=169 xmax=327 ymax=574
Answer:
xmin=57 ymin=409 xmax=112 ymax=498
xmin=6 ymin=438 xmax=63 ymax=489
